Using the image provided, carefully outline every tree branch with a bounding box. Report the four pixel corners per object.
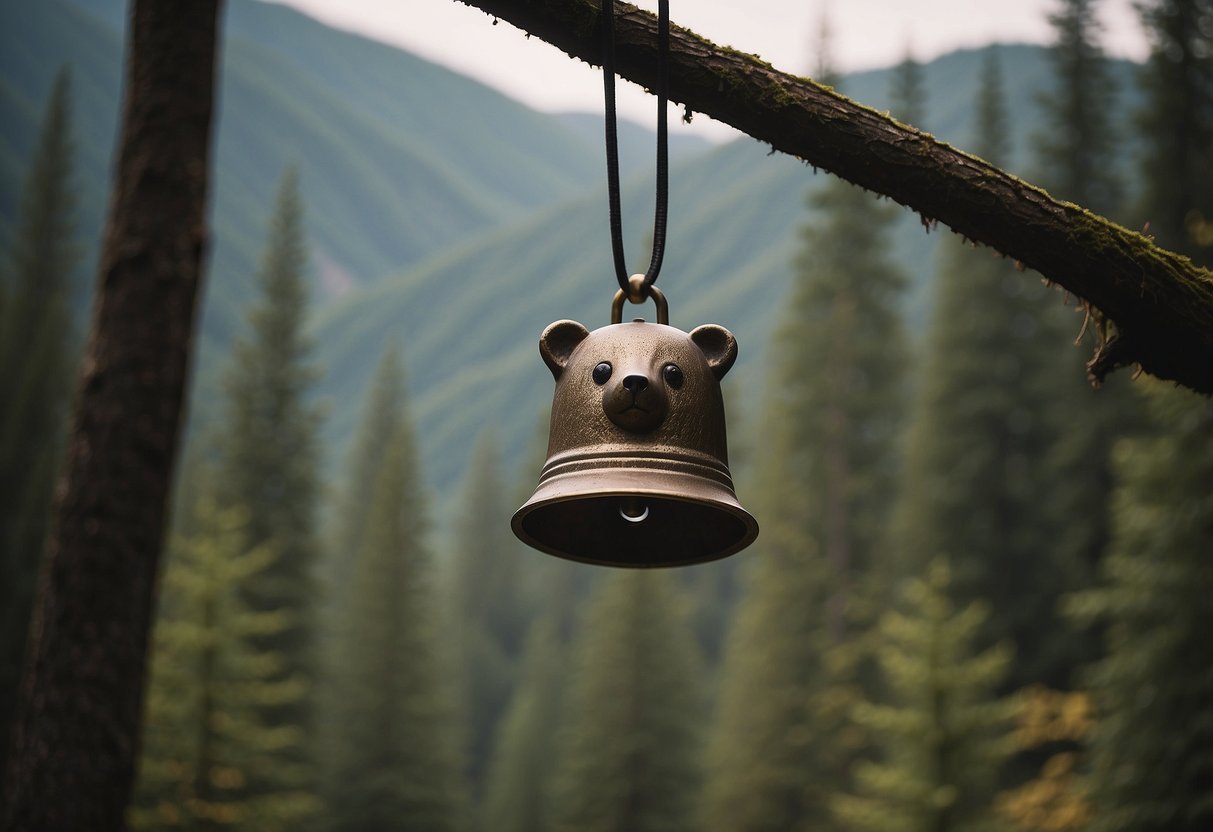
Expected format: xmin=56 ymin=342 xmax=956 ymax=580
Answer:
xmin=457 ymin=0 xmax=1213 ymax=394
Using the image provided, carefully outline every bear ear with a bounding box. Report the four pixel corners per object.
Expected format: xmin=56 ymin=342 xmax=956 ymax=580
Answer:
xmin=690 ymin=324 xmax=738 ymax=380
xmin=539 ymin=320 xmax=589 ymax=380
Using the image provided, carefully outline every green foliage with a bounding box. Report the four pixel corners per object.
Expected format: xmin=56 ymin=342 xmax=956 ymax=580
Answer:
xmin=480 ymin=615 xmax=567 ymax=832
xmin=1133 ymin=0 xmax=1213 ymax=265
xmin=0 ymin=0 xmax=609 ymax=404
xmin=1065 ymin=385 xmax=1213 ymax=832
xmin=445 ymin=432 xmax=531 ymax=797
xmin=834 ymin=559 xmax=1016 ymax=832
xmin=889 ymin=52 xmax=928 ymax=128
xmin=9 ymin=11 xmax=1205 ymax=831
xmin=327 ymin=343 xmax=405 ymax=583
xmin=547 ymin=570 xmax=704 ymax=832
xmin=0 ymin=65 xmax=79 ymax=768
xmin=220 ymin=167 xmax=321 ymax=553
xmin=324 ymin=390 xmax=467 ymax=831
xmin=976 ymin=51 xmax=1011 ymax=168
xmin=125 ymin=168 xmax=328 ymax=823
xmin=894 ymin=52 xmax=1096 ymax=688
xmin=316 ymin=343 xmax=401 ymax=823
xmin=703 ymin=65 xmax=911 ymax=827
xmin=701 ymin=541 xmax=842 ymax=832
xmin=1034 ymin=0 xmax=1122 ymax=214
xmin=1033 ymin=0 xmax=1146 ymax=656
xmin=774 ymin=176 xmax=910 ymax=623
xmin=214 ymin=167 xmax=322 ymax=801
xmin=130 ymin=501 xmax=320 ymax=832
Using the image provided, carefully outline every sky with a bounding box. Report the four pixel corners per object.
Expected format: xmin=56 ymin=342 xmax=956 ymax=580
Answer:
xmin=269 ymin=0 xmax=1151 ymax=141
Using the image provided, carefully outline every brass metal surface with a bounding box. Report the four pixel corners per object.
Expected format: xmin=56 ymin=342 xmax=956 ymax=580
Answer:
xmin=513 ymin=296 xmax=758 ymax=567
xmin=613 ymin=275 xmax=667 ymax=322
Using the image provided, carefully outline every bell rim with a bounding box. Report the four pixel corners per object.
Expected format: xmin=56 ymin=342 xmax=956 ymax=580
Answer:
xmin=511 ymin=474 xmax=759 ymax=568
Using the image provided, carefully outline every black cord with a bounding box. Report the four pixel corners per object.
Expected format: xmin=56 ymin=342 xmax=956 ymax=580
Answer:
xmin=602 ymin=0 xmax=669 ymax=295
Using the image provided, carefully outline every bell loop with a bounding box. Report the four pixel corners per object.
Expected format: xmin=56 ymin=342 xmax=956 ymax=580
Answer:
xmin=625 ymin=273 xmax=648 ymax=305
xmin=611 ymin=279 xmax=669 ymax=325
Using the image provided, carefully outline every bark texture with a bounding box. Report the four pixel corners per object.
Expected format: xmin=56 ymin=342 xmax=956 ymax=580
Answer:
xmin=1 ymin=1 xmax=222 ymax=829
xmin=459 ymin=0 xmax=1213 ymax=394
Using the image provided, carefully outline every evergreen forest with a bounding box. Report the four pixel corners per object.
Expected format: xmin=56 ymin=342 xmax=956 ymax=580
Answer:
xmin=1 ymin=0 xmax=1211 ymax=830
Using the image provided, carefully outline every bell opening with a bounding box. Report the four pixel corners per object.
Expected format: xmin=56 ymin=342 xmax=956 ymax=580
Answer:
xmin=514 ymin=494 xmax=754 ymax=568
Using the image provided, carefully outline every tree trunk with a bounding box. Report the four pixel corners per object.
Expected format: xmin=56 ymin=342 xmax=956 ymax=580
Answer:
xmin=457 ymin=0 xmax=1213 ymax=394
xmin=1 ymin=1 xmax=222 ymax=829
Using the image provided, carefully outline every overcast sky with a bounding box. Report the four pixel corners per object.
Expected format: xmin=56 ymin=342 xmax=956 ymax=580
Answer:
xmin=268 ymin=0 xmax=1151 ymax=140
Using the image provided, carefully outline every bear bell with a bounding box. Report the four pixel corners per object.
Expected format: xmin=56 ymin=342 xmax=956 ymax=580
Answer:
xmin=512 ymin=283 xmax=759 ymax=567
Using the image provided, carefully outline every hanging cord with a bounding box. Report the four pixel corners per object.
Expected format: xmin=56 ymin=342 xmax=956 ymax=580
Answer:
xmin=602 ymin=0 xmax=670 ymax=299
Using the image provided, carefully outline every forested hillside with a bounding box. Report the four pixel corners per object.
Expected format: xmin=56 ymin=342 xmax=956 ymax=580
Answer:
xmin=3 ymin=1 xmax=1210 ymax=829
xmin=0 ymin=0 xmax=607 ymax=350
xmin=0 ymin=0 xmax=1144 ymax=497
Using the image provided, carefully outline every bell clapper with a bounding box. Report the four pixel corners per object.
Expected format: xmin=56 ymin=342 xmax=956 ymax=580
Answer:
xmin=619 ymin=498 xmax=650 ymax=523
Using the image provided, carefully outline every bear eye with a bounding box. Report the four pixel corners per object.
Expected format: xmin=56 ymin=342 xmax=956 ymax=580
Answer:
xmin=592 ymin=362 xmax=612 ymax=385
xmin=663 ymin=363 xmax=684 ymax=389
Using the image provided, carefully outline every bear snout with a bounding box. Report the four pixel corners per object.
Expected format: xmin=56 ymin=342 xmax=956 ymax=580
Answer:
xmin=604 ymin=374 xmax=668 ymax=434
xmin=622 ymin=375 xmax=648 ymax=394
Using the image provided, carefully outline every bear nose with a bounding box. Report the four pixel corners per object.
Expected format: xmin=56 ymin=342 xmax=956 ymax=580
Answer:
xmin=623 ymin=375 xmax=648 ymax=395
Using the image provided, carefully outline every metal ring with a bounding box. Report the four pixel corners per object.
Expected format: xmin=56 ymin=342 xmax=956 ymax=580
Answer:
xmin=611 ymin=281 xmax=669 ymax=325
xmin=625 ymin=273 xmax=647 ymax=304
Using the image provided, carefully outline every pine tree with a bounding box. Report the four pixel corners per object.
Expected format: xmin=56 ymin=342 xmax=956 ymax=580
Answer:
xmin=329 ymin=344 xmax=404 ymax=578
xmin=894 ymin=51 xmax=1091 ymax=689
xmin=445 ymin=431 xmax=530 ymax=797
xmin=480 ymin=614 xmax=567 ymax=832
xmin=325 ymin=403 xmax=467 ymax=831
xmin=130 ymin=501 xmax=319 ymax=831
xmin=889 ymin=51 xmax=927 ymax=127
xmin=783 ymin=57 xmax=914 ymax=641
xmin=1065 ymin=385 xmax=1213 ymax=832
xmin=834 ymin=559 xmax=1016 ymax=832
xmin=312 ymin=346 xmax=407 ymax=823
xmin=1035 ymin=0 xmax=1122 ymax=216
xmin=215 ymin=167 xmax=322 ymax=801
xmin=1134 ymin=0 xmax=1213 ymax=266
xmin=1033 ymin=0 xmax=1142 ymax=633
xmin=547 ymin=570 xmax=704 ymax=832
xmin=701 ymin=532 xmax=837 ymax=832
xmin=702 ymin=64 xmax=911 ymax=831
xmin=476 ymin=420 xmax=593 ymax=831
xmin=0 ymin=68 xmax=80 ymax=766
xmin=778 ymin=176 xmax=910 ymax=642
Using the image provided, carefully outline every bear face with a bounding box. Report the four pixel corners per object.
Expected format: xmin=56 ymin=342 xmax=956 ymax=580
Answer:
xmin=539 ymin=318 xmax=737 ymax=457
xmin=514 ymin=316 xmax=758 ymax=566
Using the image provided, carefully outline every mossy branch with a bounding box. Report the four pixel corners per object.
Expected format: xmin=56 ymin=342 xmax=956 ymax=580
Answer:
xmin=456 ymin=0 xmax=1213 ymax=394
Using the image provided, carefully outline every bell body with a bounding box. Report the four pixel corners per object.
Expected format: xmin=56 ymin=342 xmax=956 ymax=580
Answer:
xmin=512 ymin=316 xmax=758 ymax=567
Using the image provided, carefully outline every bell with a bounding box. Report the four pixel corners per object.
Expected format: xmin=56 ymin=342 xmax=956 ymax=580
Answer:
xmin=512 ymin=279 xmax=759 ymax=567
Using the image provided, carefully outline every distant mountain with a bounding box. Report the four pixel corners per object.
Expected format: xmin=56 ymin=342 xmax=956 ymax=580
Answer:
xmin=309 ymin=45 xmax=1144 ymax=509
xmin=0 ymin=0 xmax=607 ymax=349
xmin=0 ymin=0 xmax=1144 ymax=527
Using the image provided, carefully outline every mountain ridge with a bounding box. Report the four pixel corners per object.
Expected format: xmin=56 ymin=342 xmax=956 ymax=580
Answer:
xmin=0 ymin=0 xmax=1145 ymax=529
